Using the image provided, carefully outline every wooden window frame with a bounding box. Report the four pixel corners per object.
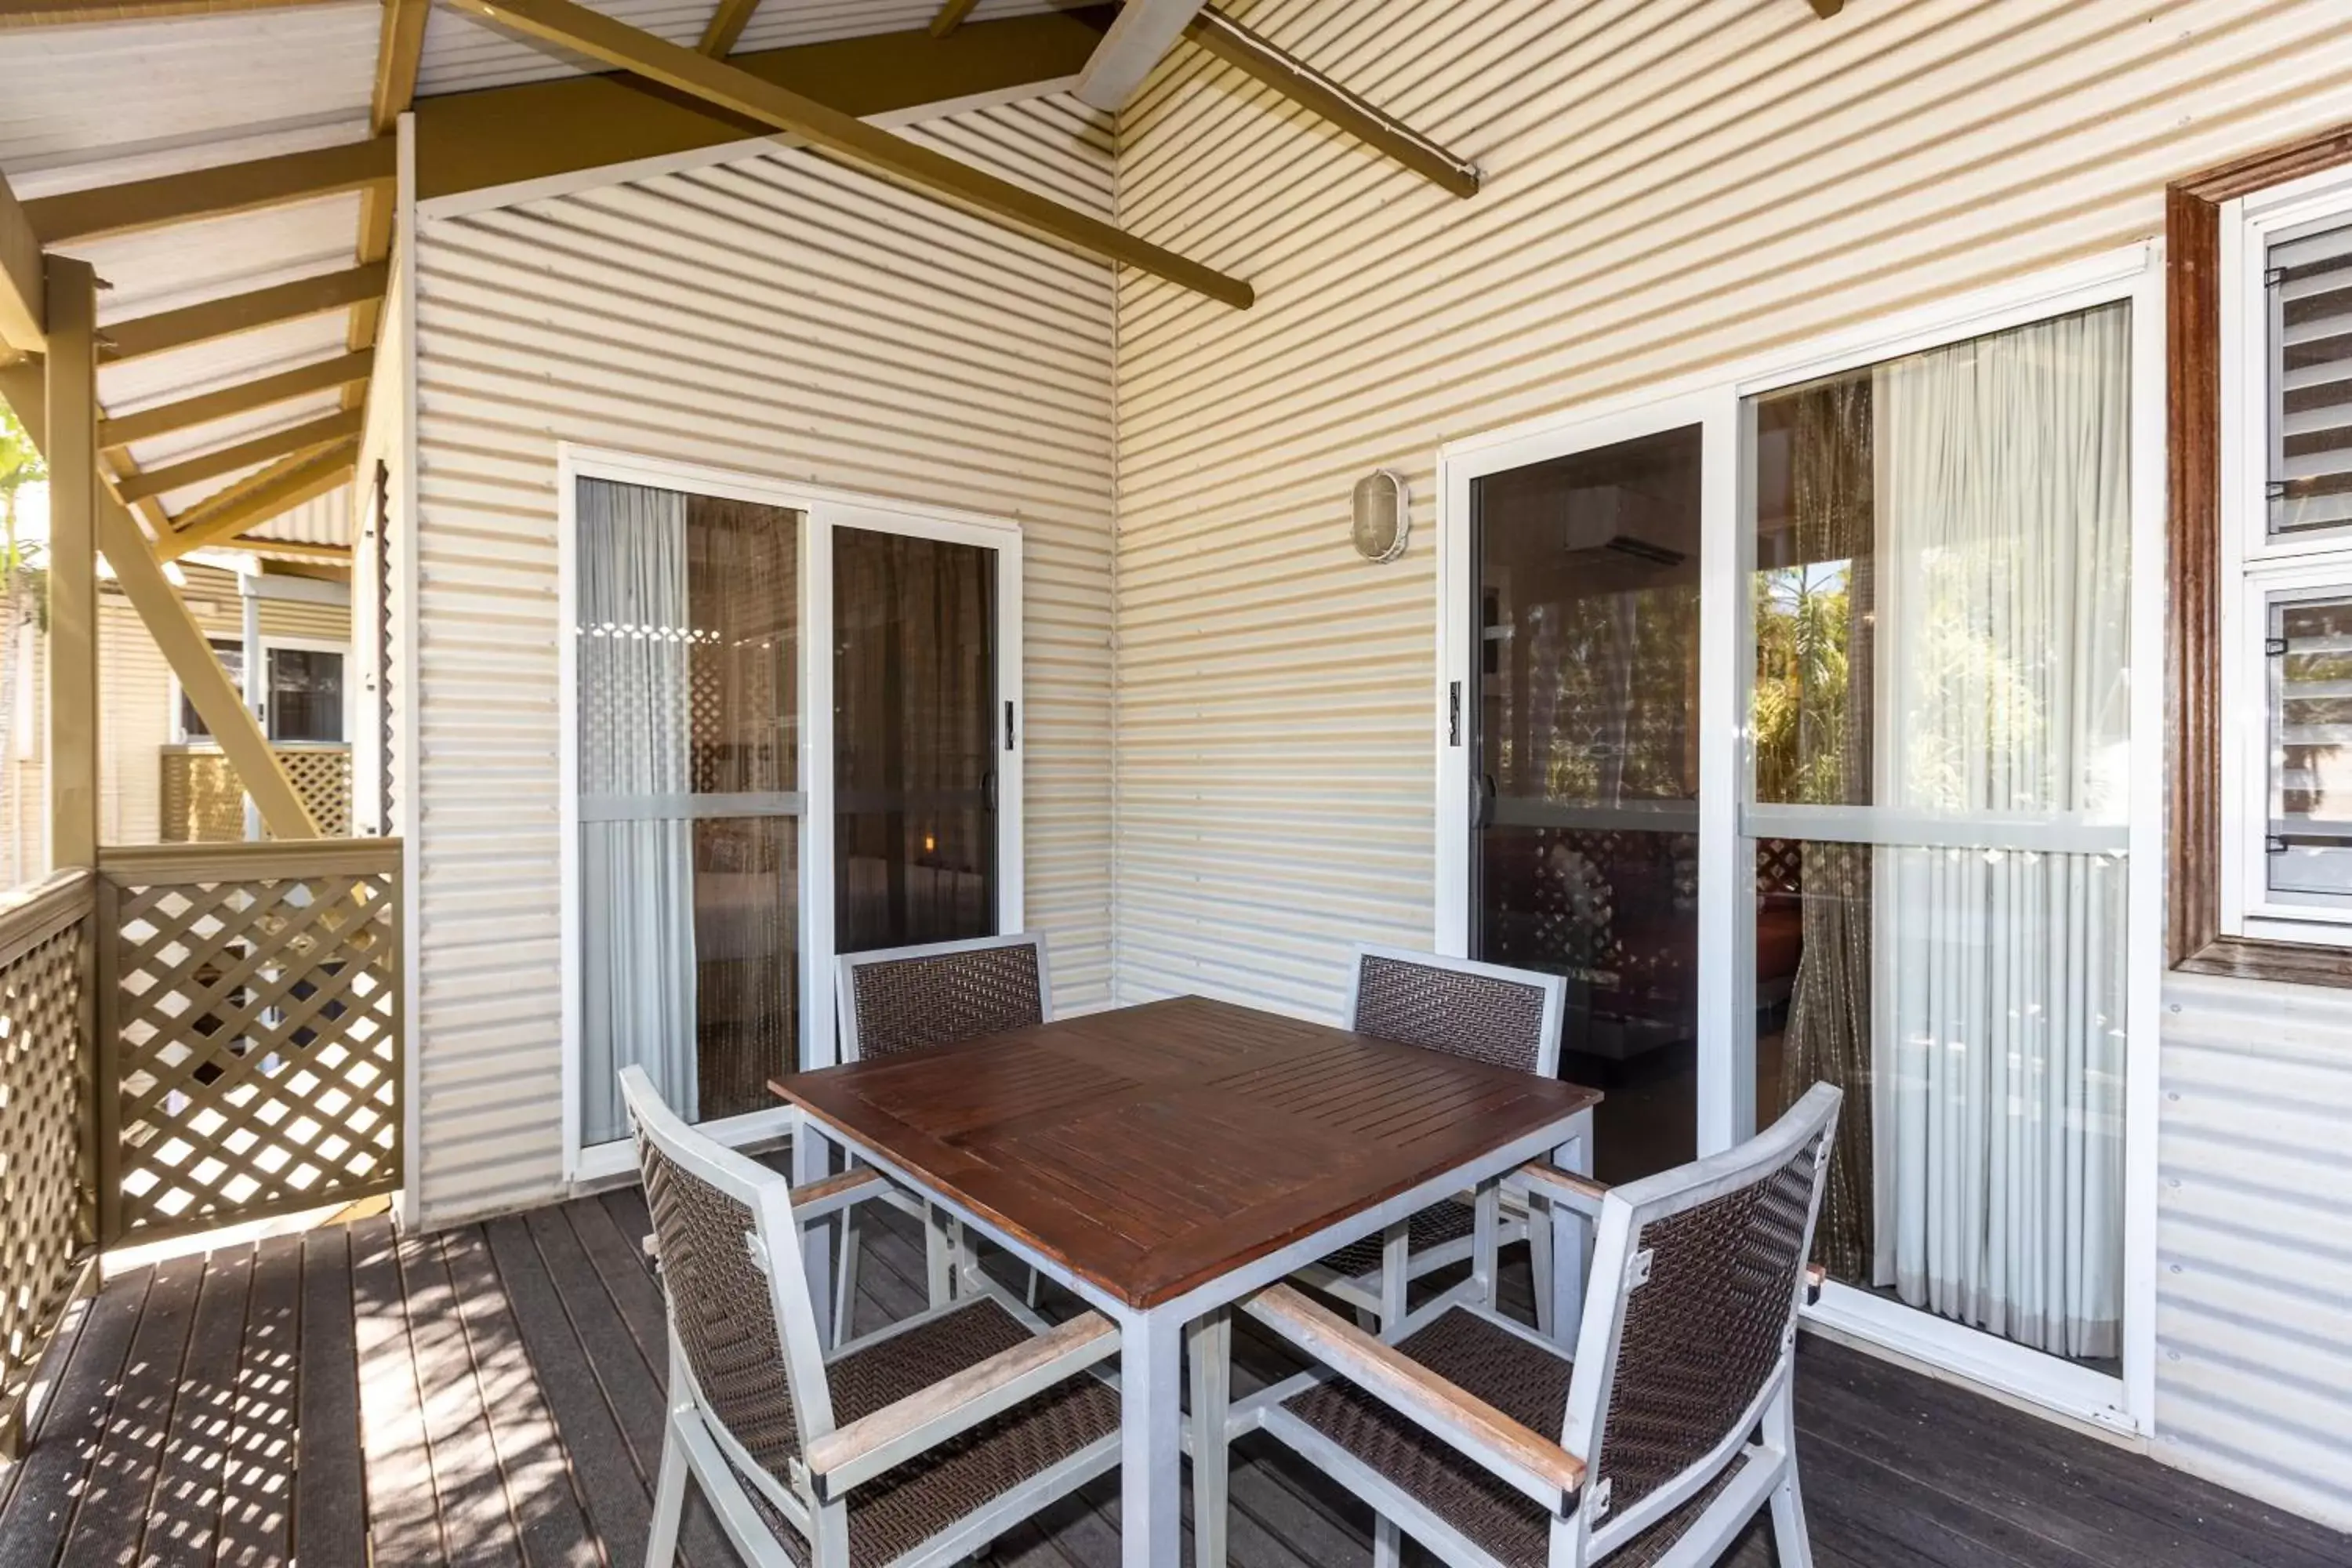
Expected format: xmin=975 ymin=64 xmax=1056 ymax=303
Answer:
xmin=2170 ymin=118 xmax=2352 ymax=985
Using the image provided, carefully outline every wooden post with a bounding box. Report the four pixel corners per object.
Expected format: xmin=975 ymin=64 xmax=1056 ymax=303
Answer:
xmin=43 ymin=256 xmax=97 ymax=871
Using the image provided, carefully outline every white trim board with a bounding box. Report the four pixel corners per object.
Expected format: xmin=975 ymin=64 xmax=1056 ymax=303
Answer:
xmin=1432 ymin=248 xmax=2165 ymax=1436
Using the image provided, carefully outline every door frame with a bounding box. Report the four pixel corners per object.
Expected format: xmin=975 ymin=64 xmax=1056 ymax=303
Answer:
xmin=555 ymin=446 xmax=1024 ymax=1185
xmin=1431 ymin=245 xmax=2165 ymax=1437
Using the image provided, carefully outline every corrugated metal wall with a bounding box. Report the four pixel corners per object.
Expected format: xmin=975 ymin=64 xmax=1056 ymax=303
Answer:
xmin=1109 ymin=0 xmax=2352 ymax=1527
xmin=2160 ymin=974 xmax=2352 ymax=1529
xmin=408 ymin=96 xmax=1117 ymax=1221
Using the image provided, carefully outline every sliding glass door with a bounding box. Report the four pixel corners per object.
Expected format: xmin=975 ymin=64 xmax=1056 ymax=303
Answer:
xmin=564 ymin=464 xmax=1022 ymax=1176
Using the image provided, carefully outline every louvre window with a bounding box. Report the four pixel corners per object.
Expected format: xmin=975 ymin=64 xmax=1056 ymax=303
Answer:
xmin=2270 ymin=216 xmax=2352 ymax=537
xmin=2268 ymin=592 xmax=2352 ymax=901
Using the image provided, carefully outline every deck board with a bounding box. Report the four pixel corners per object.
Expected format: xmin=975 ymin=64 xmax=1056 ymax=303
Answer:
xmin=2 ymin=1185 xmax=2346 ymax=1568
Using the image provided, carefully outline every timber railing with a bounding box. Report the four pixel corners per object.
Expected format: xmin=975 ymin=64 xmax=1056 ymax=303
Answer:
xmin=0 ymin=838 xmax=403 ymax=1455
xmin=161 ymin=743 xmax=354 ymax=840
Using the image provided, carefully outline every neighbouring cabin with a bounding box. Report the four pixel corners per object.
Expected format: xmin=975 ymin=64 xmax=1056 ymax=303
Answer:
xmin=0 ymin=0 xmax=2349 ymax=1559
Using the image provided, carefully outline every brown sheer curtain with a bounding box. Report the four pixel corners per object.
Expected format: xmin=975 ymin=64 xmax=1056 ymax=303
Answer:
xmin=1777 ymin=377 xmax=1876 ymax=1279
xmin=688 ymin=495 xmax=799 ymax=1121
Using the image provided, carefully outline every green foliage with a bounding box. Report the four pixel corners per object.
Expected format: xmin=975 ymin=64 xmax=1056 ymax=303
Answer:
xmin=1753 ymin=563 xmax=1853 ymax=805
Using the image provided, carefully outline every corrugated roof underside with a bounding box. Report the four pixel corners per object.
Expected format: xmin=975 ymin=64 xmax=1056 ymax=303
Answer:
xmin=408 ymin=93 xmax=1115 ymax=1221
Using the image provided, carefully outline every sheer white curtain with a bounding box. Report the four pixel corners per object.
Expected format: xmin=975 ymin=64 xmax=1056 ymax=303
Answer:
xmin=1870 ymin=305 xmax=2132 ymax=1360
xmin=579 ymin=479 xmax=699 ymax=1145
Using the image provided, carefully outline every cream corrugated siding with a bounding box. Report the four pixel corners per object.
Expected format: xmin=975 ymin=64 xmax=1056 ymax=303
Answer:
xmin=1109 ymin=0 xmax=2352 ymax=1018
xmin=409 ymin=93 xmax=1115 ymax=1222
xmin=2159 ymin=974 xmax=2352 ymax=1530
xmin=1109 ymin=0 xmax=2352 ymax=1521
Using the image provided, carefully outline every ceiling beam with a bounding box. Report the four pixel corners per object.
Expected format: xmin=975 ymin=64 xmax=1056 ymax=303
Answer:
xmin=1183 ymin=9 xmax=1477 ymax=198
xmin=441 ymin=0 xmax=1252 ymax=307
xmin=160 ymin=441 xmax=359 ymax=561
xmin=103 ymin=263 xmax=388 ymax=363
xmin=927 ymin=0 xmax=976 ymax=38
xmin=200 ymin=536 xmax=353 ymax=562
xmin=115 ymin=406 xmax=365 ymax=503
xmin=372 ymin=0 xmax=431 ymax=130
xmin=0 ymin=169 xmax=41 ymax=358
xmin=0 ymin=0 xmax=332 ymax=27
xmin=698 ymin=0 xmax=762 ymax=56
xmin=23 ymin=137 xmax=394 ymax=246
xmin=1074 ymin=0 xmax=1206 ymax=111
xmin=413 ymin=8 xmax=1109 ymax=200
xmin=1808 ymin=0 xmax=1843 ymax=13
xmin=100 ymin=349 xmax=375 ymax=450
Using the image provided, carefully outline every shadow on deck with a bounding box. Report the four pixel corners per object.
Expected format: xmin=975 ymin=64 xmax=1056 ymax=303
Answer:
xmin=1 ymin=1182 xmax=2346 ymax=1568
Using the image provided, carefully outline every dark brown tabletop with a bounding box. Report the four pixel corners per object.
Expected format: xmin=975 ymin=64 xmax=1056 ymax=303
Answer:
xmin=771 ymin=994 xmax=1601 ymax=1309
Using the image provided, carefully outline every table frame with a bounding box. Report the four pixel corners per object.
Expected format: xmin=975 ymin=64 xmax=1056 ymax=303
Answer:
xmin=795 ymin=1105 xmax=1595 ymax=1568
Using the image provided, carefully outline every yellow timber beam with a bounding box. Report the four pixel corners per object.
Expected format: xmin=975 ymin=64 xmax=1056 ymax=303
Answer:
xmin=698 ymin=0 xmax=763 ymax=56
xmin=22 ymin=139 xmax=394 ymax=246
xmin=441 ymin=0 xmax=1251 ymax=307
xmin=350 ymin=0 xmax=429 ymax=363
xmin=43 ymin=260 xmax=97 ymax=866
xmin=0 ymin=169 xmax=41 ymax=358
xmin=927 ymin=0 xmax=977 ymax=36
xmin=100 ymin=350 xmax=375 ymax=450
xmin=104 ymin=264 xmax=389 ymax=364
xmin=1184 ymin=8 xmax=1479 ymax=198
xmin=1808 ymin=0 xmax=1843 ymax=13
xmin=0 ymin=358 xmax=323 ymax=840
xmin=114 ymin=407 xmax=365 ymax=504
xmin=160 ymin=441 xmax=359 ymax=561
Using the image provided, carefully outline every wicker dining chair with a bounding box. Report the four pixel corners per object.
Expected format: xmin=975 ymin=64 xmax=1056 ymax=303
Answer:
xmin=1291 ymin=944 xmax=1571 ymax=1334
xmin=832 ymin=934 xmax=1051 ymax=1343
xmin=619 ymin=1065 xmax=1123 ymax=1568
xmin=1232 ymin=1083 xmax=1841 ymax=1568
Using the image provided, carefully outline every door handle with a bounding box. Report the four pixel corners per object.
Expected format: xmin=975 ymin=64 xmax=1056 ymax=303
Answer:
xmin=1473 ymin=773 xmax=1497 ymax=829
xmin=983 ymin=769 xmax=999 ymax=813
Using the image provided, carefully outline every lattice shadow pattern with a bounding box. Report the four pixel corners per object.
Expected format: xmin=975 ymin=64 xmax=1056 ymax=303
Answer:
xmin=162 ymin=747 xmax=354 ymax=842
xmin=103 ymin=847 xmax=401 ymax=1243
xmin=0 ymin=876 xmax=94 ymax=1454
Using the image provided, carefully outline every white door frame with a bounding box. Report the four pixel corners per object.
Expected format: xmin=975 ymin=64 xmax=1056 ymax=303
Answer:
xmin=557 ymin=446 xmax=1025 ymax=1185
xmin=1432 ymin=245 xmax=2163 ymax=1438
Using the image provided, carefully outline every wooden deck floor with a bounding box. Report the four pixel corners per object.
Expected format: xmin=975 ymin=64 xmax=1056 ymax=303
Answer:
xmin=2 ymin=1185 xmax=2347 ymax=1568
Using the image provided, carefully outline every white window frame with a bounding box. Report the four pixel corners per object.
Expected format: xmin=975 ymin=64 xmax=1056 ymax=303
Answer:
xmin=1436 ymin=245 xmax=2164 ymax=1439
xmin=556 ymin=445 xmax=1025 ymax=1185
xmin=168 ymin=633 xmax=355 ymax=747
xmin=2219 ymin=166 xmax=2352 ymax=946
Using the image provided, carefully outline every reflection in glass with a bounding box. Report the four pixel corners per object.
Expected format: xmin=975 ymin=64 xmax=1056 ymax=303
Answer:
xmin=1748 ymin=302 xmax=2132 ymax=1366
xmin=577 ymin=481 xmax=800 ymax=1145
xmin=1472 ymin=427 xmax=1703 ymax=1183
xmin=2269 ymin=593 xmax=2352 ymax=900
xmin=2268 ymin=215 xmax=2352 ymax=537
xmin=833 ymin=528 xmax=997 ymax=954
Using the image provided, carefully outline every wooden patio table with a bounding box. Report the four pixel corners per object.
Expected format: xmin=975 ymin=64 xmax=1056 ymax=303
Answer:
xmin=771 ymin=993 xmax=1601 ymax=1568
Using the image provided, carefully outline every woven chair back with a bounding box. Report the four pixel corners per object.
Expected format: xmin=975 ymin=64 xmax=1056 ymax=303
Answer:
xmin=621 ymin=1065 xmax=830 ymax=1481
xmin=1346 ymin=946 xmax=1566 ymax=1077
xmin=1573 ymin=1083 xmax=1840 ymax=1525
xmin=839 ymin=935 xmax=1049 ymax=1062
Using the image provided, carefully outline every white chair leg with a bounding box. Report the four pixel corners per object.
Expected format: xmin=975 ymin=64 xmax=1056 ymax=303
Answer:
xmin=1378 ymin=1221 xmax=1410 ymax=1333
xmin=1528 ymin=1200 xmax=1555 ymax=1338
xmin=924 ymin=1210 xmax=953 ymax=1308
xmin=1025 ymin=1265 xmax=1042 ymax=1310
xmin=1766 ymin=1385 xmax=1814 ymax=1568
xmin=647 ymin=1413 xmax=691 ymax=1568
xmin=1373 ymin=1515 xmax=1401 ymax=1568
xmin=833 ymin=1209 xmax=862 ymax=1350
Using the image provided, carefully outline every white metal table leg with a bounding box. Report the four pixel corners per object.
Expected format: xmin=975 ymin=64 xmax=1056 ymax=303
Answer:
xmin=1188 ymin=1308 xmax=1231 ymax=1568
xmin=1123 ymin=1309 xmax=1184 ymax=1568
xmin=792 ymin=1124 xmax=837 ymax=1348
xmin=1548 ymin=1109 xmax=1594 ymax=1347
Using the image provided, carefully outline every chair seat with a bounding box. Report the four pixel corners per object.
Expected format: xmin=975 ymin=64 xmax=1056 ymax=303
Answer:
xmin=1280 ymin=1307 xmax=1744 ymax=1568
xmin=1318 ymin=1198 xmax=1480 ymax=1280
xmin=742 ymin=1298 xmax=1120 ymax=1568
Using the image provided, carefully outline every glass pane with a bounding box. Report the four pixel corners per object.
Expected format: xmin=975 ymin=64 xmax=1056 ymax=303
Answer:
xmin=182 ymin=641 xmax=244 ymax=739
xmin=2269 ymin=592 xmax=2352 ymax=899
xmin=576 ymin=479 xmax=800 ymax=1142
xmin=2269 ymin=215 xmax=2352 ymax=538
xmin=267 ymin=648 xmax=344 ymax=743
xmin=833 ymin=528 xmax=997 ymax=954
xmin=1472 ymin=426 xmax=1703 ymax=1184
xmin=1757 ymin=838 xmax=2128 ymax=1370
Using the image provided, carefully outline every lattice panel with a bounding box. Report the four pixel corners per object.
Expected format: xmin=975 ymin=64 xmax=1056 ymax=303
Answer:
xmin=103 ymin=846 xmax=401 ymax=1243
xmin=0 ymin=877 xmax=93 ymax=1453
xmin=162 ymin=748 xmax=354 ymax=842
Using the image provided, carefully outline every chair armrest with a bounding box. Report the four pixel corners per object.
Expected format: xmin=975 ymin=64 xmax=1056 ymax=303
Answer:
xmin=793 ymin=1167 xmax=895 ymax=1224
xmin=1243 ymin=1283 xmax=1585 ymax=1515
xmin=803 ymin=1310 xmax=1119 ymax=1499
xmin=1515 ymin=1161 xmax=1609 ymax=1219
